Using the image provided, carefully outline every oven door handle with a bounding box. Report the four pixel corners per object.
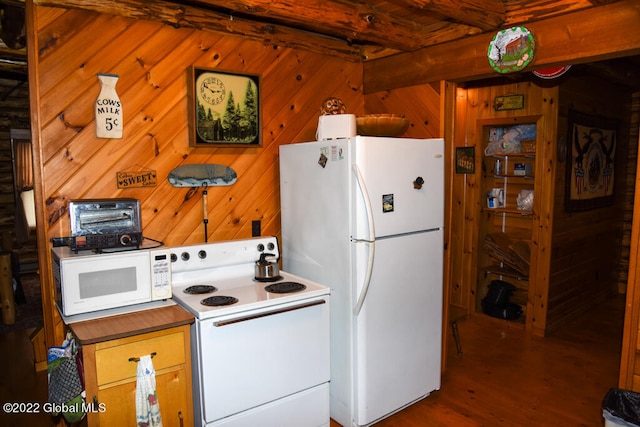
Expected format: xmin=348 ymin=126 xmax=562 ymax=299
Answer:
xmin=213 ymin=299 xmax=327 ymax=327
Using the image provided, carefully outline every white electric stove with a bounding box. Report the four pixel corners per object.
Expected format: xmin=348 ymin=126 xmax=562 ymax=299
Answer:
xmin=169 ymin=236 xmax=331 ymax=427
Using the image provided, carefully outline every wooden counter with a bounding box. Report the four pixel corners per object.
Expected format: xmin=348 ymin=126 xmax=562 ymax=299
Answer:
xmin=67 ymin=303 xmax=194 ymax=345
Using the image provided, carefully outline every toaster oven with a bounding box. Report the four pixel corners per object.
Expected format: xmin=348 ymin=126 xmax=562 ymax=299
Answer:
xmin=68 ymin=198 xmax=143 ymax=252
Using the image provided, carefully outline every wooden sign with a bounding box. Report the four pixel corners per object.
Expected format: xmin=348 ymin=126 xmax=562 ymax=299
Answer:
xmin=494 ymin=94 xmax=524 ymax=111
xmin=95 ymin=73 xmax=123 ymax=139
xmin=117 ymin=168 xmax=157 ymax=188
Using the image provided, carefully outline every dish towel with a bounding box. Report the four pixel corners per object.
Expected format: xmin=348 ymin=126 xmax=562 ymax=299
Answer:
xmin=135 ymin=354 xmax=163 ymax=427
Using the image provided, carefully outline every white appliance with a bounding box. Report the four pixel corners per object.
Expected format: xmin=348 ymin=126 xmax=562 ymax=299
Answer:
xmin=169 ymin=237 xmax=331 ymax=427
xmin=51 ymin=245 xmax=172 ymax=317
xmin=279 ymin=136 xmax=444 ymax=427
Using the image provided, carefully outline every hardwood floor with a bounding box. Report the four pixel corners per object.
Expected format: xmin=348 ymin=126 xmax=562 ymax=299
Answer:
xmin=333 ymin=294 xmax=625 ymax=427
xmin=0 ymin=294 xmax=625 ymax=427
xmin=0 ymin=328 xmax=50 ymax=427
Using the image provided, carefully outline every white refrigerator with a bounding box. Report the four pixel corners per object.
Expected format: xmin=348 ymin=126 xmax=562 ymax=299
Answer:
xmin=279 ymin=136 xmax=444 ymax=427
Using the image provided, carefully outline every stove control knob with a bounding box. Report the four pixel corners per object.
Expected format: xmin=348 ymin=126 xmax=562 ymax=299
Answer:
xmin=257 ymin=244 xmax=265 ymax=252
xmin=267 ymin=242 xmax=275 ymax=251
xmin=170 ymin=253 xmax=177 ymax=263
xmin=181 ymin=252 xmax=190 ymax=261
xmin=198 ymin=250 xmax=207 ymax=259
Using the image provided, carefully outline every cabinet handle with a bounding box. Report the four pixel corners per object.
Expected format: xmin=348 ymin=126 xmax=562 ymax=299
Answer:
xmin=128 ymin=351 xmax=156 ymax=362
xmin=178 ymin=410 xmax=184 ymax=427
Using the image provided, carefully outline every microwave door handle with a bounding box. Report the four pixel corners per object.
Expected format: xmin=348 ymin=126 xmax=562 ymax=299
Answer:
xmin=352 ymin=164 xmax=376 ymax=316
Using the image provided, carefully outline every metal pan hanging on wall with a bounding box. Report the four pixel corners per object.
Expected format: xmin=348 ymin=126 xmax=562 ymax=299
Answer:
xmin=168 ymin=164 xmax=237 ymax=187
xmin=168 ymin=164 xmax=237 ymax=242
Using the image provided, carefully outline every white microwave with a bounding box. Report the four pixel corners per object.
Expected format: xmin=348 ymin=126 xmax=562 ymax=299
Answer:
xmin=51 ymin=246 xmax=172 ymax=317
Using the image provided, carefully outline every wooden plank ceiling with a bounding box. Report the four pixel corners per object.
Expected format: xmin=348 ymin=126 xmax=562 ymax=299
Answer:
xmin=1 ymin=0 xmax=639 ymax=88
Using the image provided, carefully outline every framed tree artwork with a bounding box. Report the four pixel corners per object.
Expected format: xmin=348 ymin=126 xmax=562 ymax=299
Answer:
xmin=188 ymin=66 xmax=261 ymax=147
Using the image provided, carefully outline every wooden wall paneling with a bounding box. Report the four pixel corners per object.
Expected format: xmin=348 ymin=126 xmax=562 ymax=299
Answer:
xmin=463 ymin=89 xmax=483 ymax=315
xmin=30 ymin=5 xmax=365 ymax=341
xmin=363 ymin=82 xmax=441 ymax=138
xmin=451 ymin=87 xmax=468 ymax=311
xmin=41 ymin=29 xmax=200 ymax=196
xmin=38 ymin=22 xmax=189 ymax=154
xmin=528 ymin=91 xmax=557 ymax=336
xmin=448 ymin=87 xmax=468 ymax=311
xmin=440 ymin=80 xmax=455 ymax=371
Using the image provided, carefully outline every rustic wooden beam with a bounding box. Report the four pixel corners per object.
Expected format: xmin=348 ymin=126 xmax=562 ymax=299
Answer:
xmin=33 ymin=0 xmax=364 ymax=61
xmin=361 ymin=20 xmax=483 ymax=60
xmin=397 ymin=0 xmax=505 ymax=30
xmin=504 ymin=0 xmax=620 ymax=25
xmin=181 ymin=0 xmax=463 ymax=51
xmin=363 ymin=0 xmax=640 ymax=93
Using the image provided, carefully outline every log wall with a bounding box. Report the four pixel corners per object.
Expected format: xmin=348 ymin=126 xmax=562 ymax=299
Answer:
xmin=0 ymin=79 xmax=29 ymax=237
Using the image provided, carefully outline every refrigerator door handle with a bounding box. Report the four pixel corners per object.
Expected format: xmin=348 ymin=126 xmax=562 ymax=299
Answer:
xmin=352 ymin=164 xmax=376 ymax=242
xmin=353 ymin=240 xmax=375 ymax=316
xmin=352 ymin=164 xmax=376 ymax=316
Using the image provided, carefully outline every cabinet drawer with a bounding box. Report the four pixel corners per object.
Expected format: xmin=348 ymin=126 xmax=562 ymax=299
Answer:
xmin=95 ymin=331 xmax=185 ymax=386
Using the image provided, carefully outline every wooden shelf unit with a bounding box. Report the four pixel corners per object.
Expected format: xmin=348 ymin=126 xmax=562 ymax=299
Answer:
xmin=476 ymin=119 xmax=538 ymax=325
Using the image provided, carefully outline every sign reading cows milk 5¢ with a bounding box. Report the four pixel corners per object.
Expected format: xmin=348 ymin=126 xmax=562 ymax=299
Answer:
xmin=95 ymin=73 xmax=123 ymax=138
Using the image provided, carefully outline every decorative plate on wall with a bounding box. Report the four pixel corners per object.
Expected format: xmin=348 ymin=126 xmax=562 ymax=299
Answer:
xmin=487 ymin=27 xmax=536 ymax=74
xmin=532 ymin=65 xmax=572 ymax=79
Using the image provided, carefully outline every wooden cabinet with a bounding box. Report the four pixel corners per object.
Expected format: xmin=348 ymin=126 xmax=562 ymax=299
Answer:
xmin=476 ymin=119 xmax=538 ymax=325
xmin=67 ymin=305 xmax=194 ymax=427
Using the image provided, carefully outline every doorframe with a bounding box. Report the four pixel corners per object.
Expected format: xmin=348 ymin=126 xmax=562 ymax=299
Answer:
xmin=619 ymin=132 xmax=640 ymax=388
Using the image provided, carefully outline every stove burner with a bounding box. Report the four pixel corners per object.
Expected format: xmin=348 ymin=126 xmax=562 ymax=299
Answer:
xmin=255 ymin=275 xmax=283 ymax=283
xmin=264 ymin=282 xmax=307 ymax=294
xmin=184 ymin=285 xmax=217 ymax=294
xmin=201 ymin=295 xmax=238 ymax=307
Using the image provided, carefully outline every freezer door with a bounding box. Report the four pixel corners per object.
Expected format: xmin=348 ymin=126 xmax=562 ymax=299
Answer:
xmin=280 ymin=139 xmax=351 ymax=282
xmin=352 ymin=137 xmax=444 ymax=240
xmin=354 ymin=230 xmax=443 ymax=426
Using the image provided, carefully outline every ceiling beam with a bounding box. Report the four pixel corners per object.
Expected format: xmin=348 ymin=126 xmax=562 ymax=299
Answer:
xmin=397 ymin=0 xmax=505 ymax=30
xmin=33 ymin=0 xmax=364 ymax=60
xmin=180 ymin=0 xmax=468 ymax=51
xmin=504 ymin=0 xmax=620 ymax=25
xmin=363 ymin=0 xmax=640 ymax=93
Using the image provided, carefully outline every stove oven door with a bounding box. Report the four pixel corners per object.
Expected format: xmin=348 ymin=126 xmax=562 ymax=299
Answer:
xmin=194 ymin=295 xmax=330 ymax=426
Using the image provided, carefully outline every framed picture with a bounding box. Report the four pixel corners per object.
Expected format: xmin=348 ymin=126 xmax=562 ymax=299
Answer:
xmin=188 ymin=67 xmax=261 ymax=147
xmin=456 ymin=147 xmax=475 ymax=174
xmin=565 ymin=109 xmax=617 ymax=211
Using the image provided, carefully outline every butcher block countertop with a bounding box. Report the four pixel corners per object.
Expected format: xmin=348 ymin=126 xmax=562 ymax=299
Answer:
xmin=66 ymin=304 xmax=195 ymax=345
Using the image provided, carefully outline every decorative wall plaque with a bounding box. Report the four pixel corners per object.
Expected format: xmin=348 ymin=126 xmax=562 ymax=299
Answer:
xmin=494 ymin=94 xmax=525 ymax=111
xmin=95 ymin=73 xmax=123 ymax=139
xmin=117 ymin=167 xmax=157 ymax=189
xmin=487 ymin=27 xmax=535 ymax=74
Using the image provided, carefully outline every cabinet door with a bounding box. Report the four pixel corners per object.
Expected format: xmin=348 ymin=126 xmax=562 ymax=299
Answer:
xmin=97 ymin=368 xmax=191 ymax=427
